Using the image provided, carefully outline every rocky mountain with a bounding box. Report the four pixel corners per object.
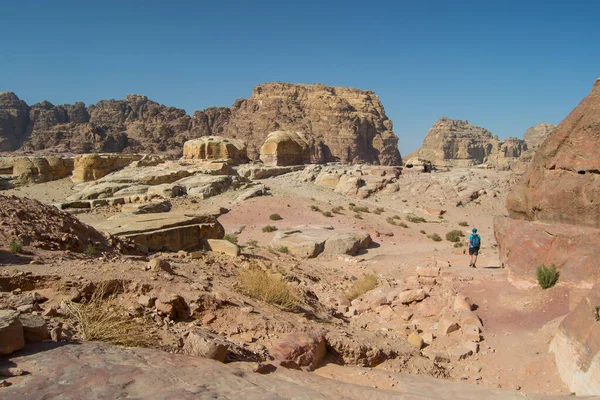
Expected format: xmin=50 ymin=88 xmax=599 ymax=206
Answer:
xmin=523 ymin=122 xmax=555 ymax=151
xmin=406 ymin=117 xmax=527 ymax=169
xmin=0 ymin=83 xmax=401 ymax=165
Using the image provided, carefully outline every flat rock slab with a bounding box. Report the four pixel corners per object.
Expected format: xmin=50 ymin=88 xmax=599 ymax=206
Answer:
xmin=93 ymin=212 xmax=224 ymax=252
xmin=2 ymin=342 xmax=584 ymax=400
xmin=270 ymin=225 xmax=372 ymax=258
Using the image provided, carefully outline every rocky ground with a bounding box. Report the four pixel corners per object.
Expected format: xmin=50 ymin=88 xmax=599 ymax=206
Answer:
xmin=0 ymin=165 xmax=577 ymax=397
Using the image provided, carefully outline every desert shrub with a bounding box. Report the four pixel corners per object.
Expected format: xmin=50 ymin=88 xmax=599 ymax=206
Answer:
xmin=310 ymin=205 xmax=321 ymax=212
xmin=454 ymin=242 xmax=464 ymax=248
xmin=386 ymin=217 xmax=397 ymax=226
xmin=262 ymin=225 xmax=278 ymax=233
xmin=245 ymin=239 xmax=259 ymax=247
xmin=402 ymin=199 xmax=408 ymax=203
xmin=458 ymin=221 xmax=469 ymax=227
xmin=406 ymin=213 xmax=426 ymax=223
xmin=331 ymin=206 xmax=344 ymax=214
xmin=427 ymin=233 xmax=442 ymax=242
xmin=420 ymin=230 xmax=426 ymax=234
xmin=83 ymin=244 xmax=97 ymax=257
xmin=238 ymin=267 xmax=299 ymax=309
xmin=276 ymin=246 xmax=289 ymax=254
xmin=343 ymin=274 xmax=378 ymax=301
xmin=223 ymin=233 xmax=238 ymax=245
xmin=63 ymin=282 xmax=153 ymax=347
xmin=349 ymin=202 xmax=356 ymax=207
xmin=350 ymin=205 xmax=369 ymax=213
xmin=438 ymin=215 xmax=444 ymax=219
xmin=536 ymin=265 xmax=559 ymax=289
xmin=446 ymin=230 xmax=465 ymax=242
xmin=354 ymin=213 xmax=362 ymax=219
xmin=373 ymin=207 xmax=385 ymax=215
xmin=322 ymin=211 xmax=333 ymax=218
xmin=392 ymin=215 xmax=401 ymax=220
xmin=9 ymin=241 xmax=22 ymax=254
xmin=269 ymin=213 xmax=282 ymax=221
xmin=398 ymin=222 xmax=409 ymax=228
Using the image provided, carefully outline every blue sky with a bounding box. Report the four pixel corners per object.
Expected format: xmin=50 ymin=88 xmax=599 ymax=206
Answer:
xmin=1 ymin=0 xmax=599 ymax=155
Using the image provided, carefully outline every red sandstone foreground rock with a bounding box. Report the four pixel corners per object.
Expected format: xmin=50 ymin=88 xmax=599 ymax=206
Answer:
xmin=506 ymin=78 xmax=600 ymax=229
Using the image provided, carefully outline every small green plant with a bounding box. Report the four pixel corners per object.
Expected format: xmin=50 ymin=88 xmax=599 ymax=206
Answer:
xmin=276 ymin=246 xmax=289 ymax=254
xmin=402 ymin=199 xmax=408 ymax=203
xmin=445 ymin=230 xmax=465 ymax=242
xmin=386 ymin=217 xmax=398 ymax=225
xmin=392 ymin=215 xmax=401 ymax=220
xmin=427 ymin=233 xmax=442 ymax=242
xmin=458 ymin=221 xmax=469 ymax=227
xmin=398 ymin=222 xmax=409 ymax=228
xmin=536 ymin=265 xmax=559 ymax=289
xmin=373 ymin=207 xmax=385 ymax=215
xmin=262 ymin=225 xmax=278 ymax=233
xmin=223 ymin=233 xmax=238 ymax=245
xmin=269 ymin=213 xmax=282 ymax=221
xmin=420 ymin=230 xmax=426 ymax=234
xmin=406 ymin=213 xmax=426 ymax=223
xmin=84 ymin=244 xmax=97 ymax=257
xmin=354 ymin=213 xmax=363 ymax=219
xmin=454 ymin=242 xmax=464 ymax=248
xmin=322 ymin=211 xmax=333 ymax=218
xmin=310 ymin=205 xmax=321 ymax=212
xmin=349 ymin=202 xmax=356 ymax=207
xmin=350 ymin=205 xmax=369 ymax=213
xmin=343 ymin=274 xmax=378 ymax=301
xmin=331 ymin=206 xmax=344 ymax=214
xmin=9 ymin=241 xmax=23 ymax=254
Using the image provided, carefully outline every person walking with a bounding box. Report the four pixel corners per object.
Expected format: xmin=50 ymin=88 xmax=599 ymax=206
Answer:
xmin=468 ymin=228 xmax=481 ymax=268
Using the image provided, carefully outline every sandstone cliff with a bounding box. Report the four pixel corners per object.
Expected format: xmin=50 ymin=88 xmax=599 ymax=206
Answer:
xmin=523 ymin=122 xmax=555 ymax=151
xmin=407 ymin=117 xmax=527 ymax=169
xmin=0 ymin=83 xmax=401 ymax=165
xmin=506 ymin=78 xmax=600 ymax=228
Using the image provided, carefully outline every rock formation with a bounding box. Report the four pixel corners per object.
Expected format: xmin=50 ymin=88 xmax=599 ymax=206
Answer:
xmin=259 ymin=131 xmax=311 ymax=166
xmin=407 ymin=117 xmax=527 ymax=169
xmin=0 ymin=83 xmax=402 ymax=166
xmin=523 ymin=123 xmax=555 ymax=151
xmin=182 ymin=136 xmax=248 ymax=165
xmin=0 ymin=155 xmax=74 ymax=184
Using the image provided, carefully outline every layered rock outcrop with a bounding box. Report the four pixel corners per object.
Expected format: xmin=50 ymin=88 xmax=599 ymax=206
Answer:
xmin=182 ymin=136 xmax=248 ymax=165
xmin=0 ymin=83 xmax=402 ymax=165
xmin=0 ymin=156 xmax=74 ymax=184
xmin=523 ymin=123 xmax=555 ymax=151
xmin=407 ymin=118 xmax=527 ymax=169
xmin=259 ymin=131 xmax=311 ymax=166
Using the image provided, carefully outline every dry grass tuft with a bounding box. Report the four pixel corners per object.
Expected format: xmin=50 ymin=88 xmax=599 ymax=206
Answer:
xmin=343 ymin=274 xmax=378 ymax=301
xmin=238 ymin=267 xmax=299 ymax=309
xmin=63 ymin=282 xmax=153 ymax=347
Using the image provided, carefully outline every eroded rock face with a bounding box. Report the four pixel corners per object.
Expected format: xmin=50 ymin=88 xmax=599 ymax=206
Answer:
xmin=506 ymin=79 xmax=600 ymax=229
xmin=523 ymin=123 xmax=555 ymax=151
xmin=259 ymin=131 xmax=311 ymax=166
xmin=71 ymin=154 xmax=145 ymax=183
xmin=0 ymin=156 xmax=74 ymax=184
xmin=408 ymin=117 xmax=527 ymax=169
xmin=0 ymin=84 xmax=401 ymax=166
xmin=182 ymin=136 xmax=248 ymax=165
xmin=550 ymin=285 xmax=600 ymax=395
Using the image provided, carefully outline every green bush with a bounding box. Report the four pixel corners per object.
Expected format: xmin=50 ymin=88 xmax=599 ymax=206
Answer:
xmin=262 ymin=225 xmax=278 ymax=233
xmin=322 ymin=211 xmax=333 ymax=218
xmin=310 ymin=205 xmax=321 ymax=212
xmin=536 ymin=265 xmax=559 ymax=289
xmin=84 ymin=244 xmax=97 ymax=257
xmin=349 ymin=202 xmax=356 ymax=207
xmin=427 ymin=233 xmax=442 ymax=242
xmin=269 ymin=213 xmax=282 ymax=221
xmin=276 ymin=246 xmax=289 ymax=254
xmin=331 ymin=206 xmax=344 ymax=214
xmin=350 ymin=205 xmax=369 ymax=213
xmin=445 ymin=230 xmax=465 ymax=242
xmin=354 ymin=213 xmax=363 ymax=219
xmin=458 ymin=221 xmax=469 ymax=227
xmin=9 ymin=241 xmax=23 ymax=254
xmin=373 ymin=207 xmax=385 ymax=215
xmin=406 ymin=213 xmax=426 ymax=223
xmin=420 ymin=230 xmax=426 ymax=234
xmin=398 ymin=222 xmax=409 ymax=228
xmin=223 ymin=233 xmax=239 ymax=245
xmin=386 ymin=217 xmax=398 ymax=226
xmin=454 ymin=242 xmax=464 ymax=248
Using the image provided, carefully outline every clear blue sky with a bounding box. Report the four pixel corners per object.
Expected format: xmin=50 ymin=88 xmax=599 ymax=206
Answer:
xmin=1 ymin=0 xmax=599 ymax=155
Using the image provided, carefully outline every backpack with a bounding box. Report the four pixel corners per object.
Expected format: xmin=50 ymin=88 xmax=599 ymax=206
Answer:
xmin=470 ymin=233 xmax=481 ymax=248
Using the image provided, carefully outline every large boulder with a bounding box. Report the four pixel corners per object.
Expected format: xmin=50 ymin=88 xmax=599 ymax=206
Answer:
xmin=506 ymin=78 xmax=600 ymax=229
xmin=270 ymin=332 xmax=327 ymax=370
xmin=72 ymin=153 xmax=144 ymax=183
xmin=0 ymin=310 xmax=25 ymax=355
xmin=550 ymin=285 xmax=600 ymax=395
xmin=260 ymin=131 xmax=311 ymax=166
xmin=270 ymin=225 xmax=372 ymax=258
xmin=182 ymin=136 xmax=248 ymax=165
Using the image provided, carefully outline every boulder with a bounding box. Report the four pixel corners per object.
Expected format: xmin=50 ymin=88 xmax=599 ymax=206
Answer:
xmin=0 ymin=310 xmax=24 ymax=355
xmin=155 ymin=293 xmax=190 ymax=321
xmin=147 ymin=183 xmax=186 ymax=199
xmin=11 ymin=156 xmax=74 ymax=184
xmin=234 ymin=184 xmax=270 ymax=203
xmin=259 ymin=131 xmax=311 ymax=166
xmin=182 ymin=136 xmax=248 ymax=165
xmin=270 ymin=226 xmax=371 ymax=258
xmin=438 ymin=316 xmax=460 ymax=336
xmin=148 ymin=258 xmax=173 ymax=274
xmin=394 ymin=289 xmax=426 ymax=305
xmin=182 ymin=330 xmax=228 ymax=362
xmin=18 ymin=314 xmax=49 ymax=343
xmin=72 ymin=154 xmax=143 ymax=183
xmin=407 ymin=333 xmax=424 ymax=350
xmin=270 ymin=332 xmax=327 ymax=371
xmin=204 ymin=239 xmax=240 ymax=257
xmin=550 ymin=285 xmax=600 ymax=395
